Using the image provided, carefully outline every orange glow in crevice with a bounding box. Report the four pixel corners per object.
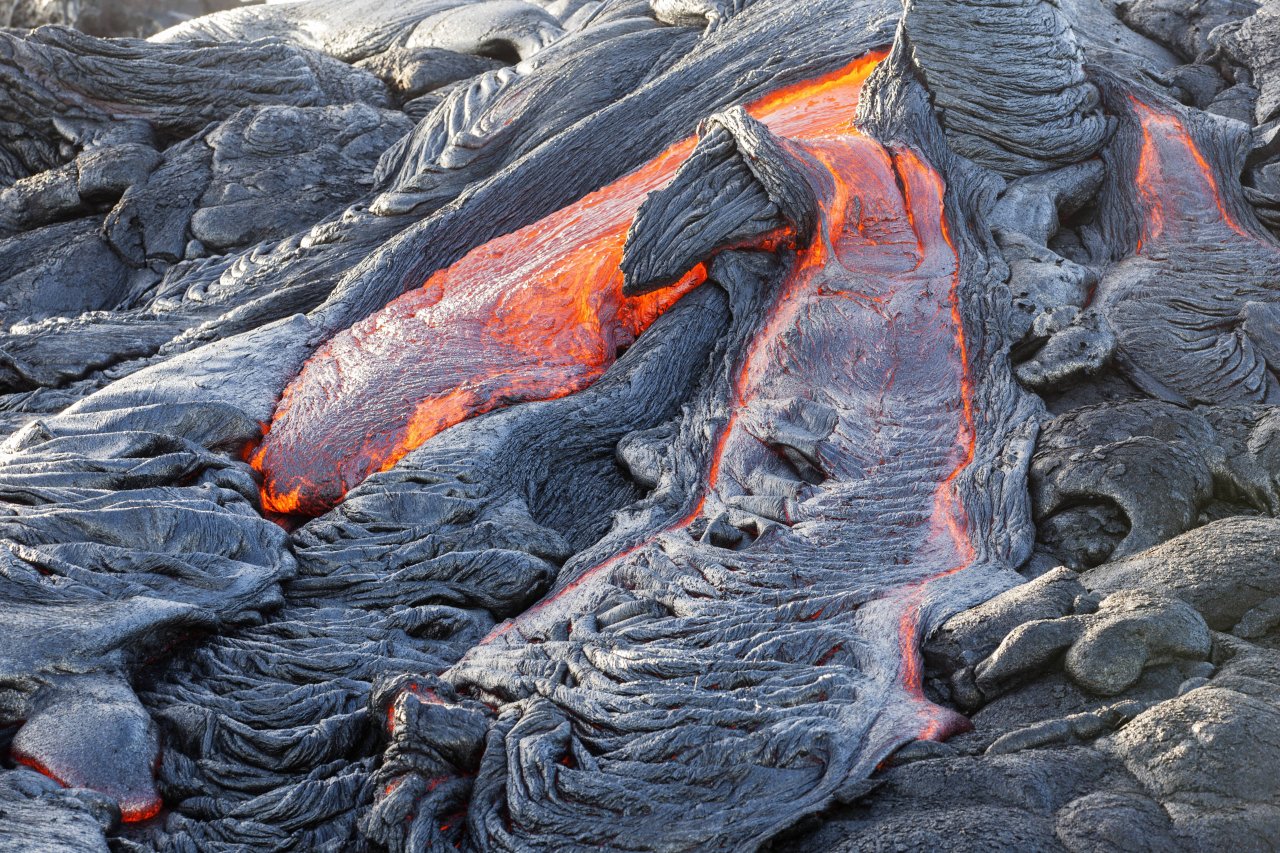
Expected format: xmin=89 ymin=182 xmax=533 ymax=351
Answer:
xmin=900 ymin=147 xmax=977 ymax=687
xmin=251 ymin=50 xmax=888 ymax=517
xmin=893 ymin=155 xmax=978 ymax=742
xmin=13 ymin=752 xmax=68 ymax=788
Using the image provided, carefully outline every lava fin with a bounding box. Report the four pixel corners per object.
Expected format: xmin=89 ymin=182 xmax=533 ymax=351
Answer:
xmin=621 ymin=105 xmax=819 ymax=295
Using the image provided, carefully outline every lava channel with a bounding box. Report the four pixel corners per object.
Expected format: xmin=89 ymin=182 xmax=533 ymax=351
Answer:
xmin=372 ymin=79 xmax=986 ymax=850
xmin=251 ymin=52 xmax=887 ymax=517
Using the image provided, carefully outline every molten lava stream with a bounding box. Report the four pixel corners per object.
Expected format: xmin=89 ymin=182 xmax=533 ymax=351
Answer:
xmin=1129 ymin=93 xmax=1250 ymax=252
xmin=252 ymin=51 xmax=887 ymax=517
xmin=476 ymin=134 xmax=976 ymax=745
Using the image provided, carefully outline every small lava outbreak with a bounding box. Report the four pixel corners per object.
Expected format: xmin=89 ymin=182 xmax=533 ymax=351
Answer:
xmin=1130 ymin=94 xmax=1249 ymax=251
xmin=250 ymin=53 xmax=887 ymax=517
xmin=1095 ymin=90 xmax=1280 ymax=406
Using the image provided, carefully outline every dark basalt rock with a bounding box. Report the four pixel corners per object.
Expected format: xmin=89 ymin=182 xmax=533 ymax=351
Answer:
xmin=0 ymin=26 xmax=388 ymax=187
xmin=1029 ymin=400 xmax=1280 ymax=568
xmin=1120 ymin=0 xmax=1259 ymax=62
xmin=620 ymin=107 xmax=820 ymax=294
xmin=1085 ymin=516 xmax=1280 ymax=635
xmin=901 ymin=0 xmax=1111 ymax=177
xmin=0 ymin=770 xmax=119 ymax=851
xmin=0 ymin=0 xmax=1276 ymax=851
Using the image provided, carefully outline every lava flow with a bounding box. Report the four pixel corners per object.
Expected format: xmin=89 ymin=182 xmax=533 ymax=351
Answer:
xmin=13 ymin=735 xmax=162 ymax=823
xmin=378 ymin=69 xmax=985 ymax=848
xmin=478 ymin=138 xmax=975 ymax=727
xmin=1130 ymin=94 xmax=1250 ymax=250
xmin=1096 ymin=91 xmax=1280 ymax=406
xmin=252 ymin=52 xmax=887 ymax=517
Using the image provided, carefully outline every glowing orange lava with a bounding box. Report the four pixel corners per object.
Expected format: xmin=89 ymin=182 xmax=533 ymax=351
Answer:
xmin=13 ymin=750 xmax=162 ymax=823
xmin=1130 ymin=94 xmax=1249 ymax=250
xmin=252 ymin=51 xmax=887 ymax=517
xmin=481 ymin=95 xmax=979 ymax=756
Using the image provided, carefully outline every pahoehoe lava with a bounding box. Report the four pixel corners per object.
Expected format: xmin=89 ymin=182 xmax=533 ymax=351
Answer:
xmin=249 ymin=54 xmax=895 ymax=518
xmin=1 ymin=0 xmax=1279 ymax=851
xmin=366 ymin=50 xmax=1039 ymax=849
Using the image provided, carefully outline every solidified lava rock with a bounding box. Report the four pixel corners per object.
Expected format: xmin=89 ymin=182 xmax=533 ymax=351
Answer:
xmin=0 ymin=1 xmax=1277 ymax=852
xmin=1 ymin=0 xmax=262 ymax=39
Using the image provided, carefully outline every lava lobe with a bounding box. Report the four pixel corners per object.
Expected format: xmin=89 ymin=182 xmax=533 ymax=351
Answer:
xmin=251 ymin=53 xmax=887 ymax=517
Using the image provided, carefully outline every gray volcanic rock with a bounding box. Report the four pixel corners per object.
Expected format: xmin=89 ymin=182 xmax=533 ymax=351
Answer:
xmin=355 ymin=45 xmax=505 ymax=107
xmin=975 ymin=589 xmax=1211 ymax=697
xmin=151 ymin=0 xmax=567 ymax=63
xmin=189 ymin=103 xmax=412 ymax=253
xmin=774 ymin=747 xmax=1158 ymax=853
xmin=1106 ymin=681 xmax=1280 ymax=848
xmin=1085 ymin=516 xmax=1280 ymax=634
xmin=901 ymin=0 xmax=1111 ymax=176
xmin=0 ymin=26 xmax=388 ymax=187
xmin=0 ymin=218 xmax=135 ymax=323
xmin=0 ymin=770 xmax=118 ymax=852
xmin=1211 ymin=1 xmax=1280 ymax=124
xmin=1031 ymin=401 xmax=1218 ymax=565
xmin=1120 ymin=0 xmax=1258 ymax=60
xmin=1029 ymin=400 xmax=1280 ymax=568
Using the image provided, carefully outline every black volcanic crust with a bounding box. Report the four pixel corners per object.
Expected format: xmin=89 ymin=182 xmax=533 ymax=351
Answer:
xmin=0 ymin=1 xmax=1276 ymax=851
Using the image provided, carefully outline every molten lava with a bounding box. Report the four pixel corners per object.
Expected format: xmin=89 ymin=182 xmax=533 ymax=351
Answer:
xmin=1100 ymin=92 xmax=1280 ymax=406
xmin=252 ymin=52 xmax=887 ymax=517
xmin=377 ymin=64 xmax=987 ymax=847
xmin=482 ymin=137 xmax=975 ymax=729
xmin=14 ymin=750 xmax=162 ymax=823
xmin=1130 ymin=94 xmax=1249 ymax=250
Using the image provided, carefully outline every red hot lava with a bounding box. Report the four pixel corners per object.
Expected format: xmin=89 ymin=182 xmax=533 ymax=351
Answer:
xmin=14 ymin=748 xmax=162 ymax=823
xmin=251 ymin=53 xmax=888 ymax=517
xmin=1102 ymin=92 xmax=1280 ymax=405
xmin=476 ymin=130 xmax=975 ymax=738
xmin=1130 ymin=94 xmax=1250 ymax=250
xmin=377 ymin=62 xmax=989 ymax=846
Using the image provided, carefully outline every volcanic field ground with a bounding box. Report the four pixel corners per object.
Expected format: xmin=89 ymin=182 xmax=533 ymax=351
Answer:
xmin=1 ymin=1 xmax=1280 ymax=851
